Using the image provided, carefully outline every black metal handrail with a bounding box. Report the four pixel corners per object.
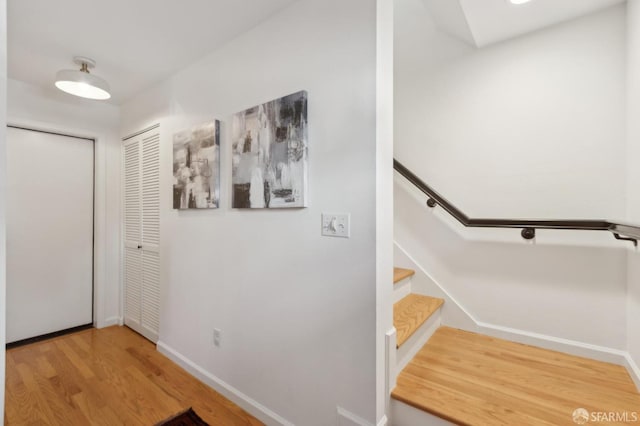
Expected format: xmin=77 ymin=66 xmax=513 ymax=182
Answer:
xmin=394 ymin=158 xmax=640 ymax=246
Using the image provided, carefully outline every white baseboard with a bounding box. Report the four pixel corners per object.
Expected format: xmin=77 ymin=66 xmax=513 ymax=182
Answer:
xmin=476 ymin=321 xmax=630 ymax=366
xmin=157 ymin=341 xmax=293 ymax=426
xmin=98 ymin=316 xmax=121 ymax=328
xmin=624 ymin=353 xmax=640 ymax=391
xmin=394 ymin=241 xmax=640 ymax=386
xmin=337 ymin=406 xmax=376 ymax=426
xmin=377 ymin=415 xmax=388 ymax=426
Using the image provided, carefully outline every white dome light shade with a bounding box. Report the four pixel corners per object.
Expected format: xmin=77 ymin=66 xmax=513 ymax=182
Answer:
xmin=55 ymin=70 xmax=111 ymax=100
xmin=54 ymin=57 xmax=111 ymax=100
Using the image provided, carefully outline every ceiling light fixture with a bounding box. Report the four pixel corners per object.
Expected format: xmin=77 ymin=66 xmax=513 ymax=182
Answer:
xmin=510 ymin=0 xmax=533 ymax=4
xmin=55 ymin=56 xmax=111 ymax=100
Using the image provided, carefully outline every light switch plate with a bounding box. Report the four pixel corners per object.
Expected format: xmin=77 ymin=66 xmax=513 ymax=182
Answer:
xmin=322 ymin=213 xmax=350 ymax=238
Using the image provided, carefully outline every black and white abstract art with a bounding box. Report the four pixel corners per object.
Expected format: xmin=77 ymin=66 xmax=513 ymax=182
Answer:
xmin=173 ymin=120 xmax=220 ymax=209
xmin=232 ymin=91 xmax=308 ymax=208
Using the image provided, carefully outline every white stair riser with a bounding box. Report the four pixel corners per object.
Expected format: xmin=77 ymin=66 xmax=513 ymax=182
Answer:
xmin=397 ymin=310 xmax=441 ymax=373
xmin=390 ymin=400 xmax=455 ymax=426
xmin=393 ymin=277 xmax=412 ymax=303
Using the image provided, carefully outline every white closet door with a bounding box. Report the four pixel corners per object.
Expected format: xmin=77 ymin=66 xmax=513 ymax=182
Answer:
xmin=123 ymin=127 xmax=160 ymax=343
xmin=140 ymin=132 xmax=160 ymax=339
xmin=123 ymin=138 xmax=142 ymax=332
xmin=6 ymin=127 xmax=94 ymax=343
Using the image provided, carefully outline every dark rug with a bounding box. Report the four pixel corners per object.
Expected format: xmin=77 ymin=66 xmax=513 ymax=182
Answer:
xmin=155 ymin=408 xmax=209 ymax=426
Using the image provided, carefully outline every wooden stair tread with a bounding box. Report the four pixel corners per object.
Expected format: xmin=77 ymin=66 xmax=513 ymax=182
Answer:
xmin=394 ymin=267 xmax=415 ymax=284
xmin=393 ymin=294 xmax=444 ymax=348
xmin=391 ymin=326 xmax=640 ymax=426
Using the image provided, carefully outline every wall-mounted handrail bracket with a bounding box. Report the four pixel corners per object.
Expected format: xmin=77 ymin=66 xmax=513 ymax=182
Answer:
xmin=613 ymin=233 xmax=637 ymax=247
xmin=393 ymin=158 xmax=640 ymax=246
xmin=521 ymin=228 xmax=535 ymax=240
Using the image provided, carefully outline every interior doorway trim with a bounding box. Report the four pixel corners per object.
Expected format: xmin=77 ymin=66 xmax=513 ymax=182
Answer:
xmin=7 ymin=124 xmax=96 ymax=142
xmin=122 ymin=123 xmax=160 ymax=142
xmin=5 ymin=324 xmax=93 ymax=349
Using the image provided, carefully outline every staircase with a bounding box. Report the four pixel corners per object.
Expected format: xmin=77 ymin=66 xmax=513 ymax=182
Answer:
xmin=390 ymin=267 xmax=640 ymax=426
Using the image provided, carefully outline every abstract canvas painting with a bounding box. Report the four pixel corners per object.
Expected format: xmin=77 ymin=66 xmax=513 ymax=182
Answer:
xmin=232 ymin=91 xmax=308 ymax=208
xmin=173 ymin=120 xmax=220 ymax=209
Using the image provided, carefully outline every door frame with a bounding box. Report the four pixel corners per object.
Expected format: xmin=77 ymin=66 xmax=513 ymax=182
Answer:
xmin=6 ymin=124 xmax=95 ymax=343
xmin=6 ymin=118 xmax=111 ymax=331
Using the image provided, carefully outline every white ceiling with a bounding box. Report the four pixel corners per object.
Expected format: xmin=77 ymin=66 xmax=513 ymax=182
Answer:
xmin=422 ymin=0 xmax=626 ymax=48
xmin=8 ymin=0 xmax=298 ymax=104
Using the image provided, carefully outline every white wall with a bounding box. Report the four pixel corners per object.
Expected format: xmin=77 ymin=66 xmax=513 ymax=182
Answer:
xmin=395 ymin=177 xmax=628 ymax=350
xmin=6 ymin=79 xmax=121 ymax=329
xmin=121 ymin=0 xmax=377 ymax=424
xmin=626 ymin=0 xmax=640 ymax=383
xmin=0 ymin=0 xmax=7 ymax=420
xmin=376 ymin=0 xmax=394 ymax=422
xmin=394 ymin=1 xmax=629 ymax=352
xmin=395 ymin=1 xmax=626 ymax=220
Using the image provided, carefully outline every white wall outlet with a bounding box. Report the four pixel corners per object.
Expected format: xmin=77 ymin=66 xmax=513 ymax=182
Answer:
xmin=214 ymin=328 xmax=221 ymax=347
xmin=322 ymin=213 xmax=350 ymax=238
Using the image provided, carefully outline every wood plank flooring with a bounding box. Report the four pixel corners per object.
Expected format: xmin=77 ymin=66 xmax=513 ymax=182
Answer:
xmin=5 ymin=326 xmax=263 ymax=426
xmin=394 ymin=294 xmax=444 ymax=348
xmin=392 ymin=326 xmax=640 ymax=426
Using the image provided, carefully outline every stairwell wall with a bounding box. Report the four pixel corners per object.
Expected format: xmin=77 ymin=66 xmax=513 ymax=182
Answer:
xmin=120 ymin=0 xmax=378 ymax=424
xmin=396 ymin=1 xmax=626 ymax=220
xmin=394 ymin=0 xmax=629 ymax=351
xmin=0 ymin=0 xmax=6 ymax=419
xmin=626 ymin=0 xmax=640 ymax=386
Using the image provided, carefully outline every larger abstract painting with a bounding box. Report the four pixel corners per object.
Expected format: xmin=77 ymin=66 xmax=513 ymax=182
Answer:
xmin=173 ymin=120 xmax=220 ymax=209
xmin=231 ymin=91 xmax=308 ymax=208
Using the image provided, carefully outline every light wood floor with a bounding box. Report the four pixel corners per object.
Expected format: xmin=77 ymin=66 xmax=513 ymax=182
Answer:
xmin=5 ymin=326 xmax=263 ymax=425
xmin=393 ymin=267 xmax=415 ymax=284
xmin=392 ymin=326 xmax=640 ymax=426
xmin=393 ymin=294 xmax=444 ymax=348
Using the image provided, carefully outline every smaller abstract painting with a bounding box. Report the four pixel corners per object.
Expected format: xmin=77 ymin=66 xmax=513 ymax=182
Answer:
xmin=231 ymin=91 xmax=308 ymax=208
xmin=173 ymin=120 xmax=220 ymax=209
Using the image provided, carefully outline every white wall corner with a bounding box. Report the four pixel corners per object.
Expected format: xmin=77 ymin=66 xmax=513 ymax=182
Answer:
xmin=0 ymin=0 xmax=7 ymax=422
xmin=420 ymin=0 xmax=477 ymax=47
xmin=624 ymin=353 xmax=640 ymax=391
xmin=156 ymin=341 xmax=294 ymax=426
xmin=377 ymin=415 xmax=389 ymax=426
xmin=337 ymin=406 xmax=376 ymax=426
xmin=98 ymin=316 xmax=122 ymax=328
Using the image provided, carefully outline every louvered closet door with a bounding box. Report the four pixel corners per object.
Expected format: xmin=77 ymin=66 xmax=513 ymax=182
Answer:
xmin=140 ymin=132 xmax=160 ymax=340
xmin=123 ymin=126 xmax=160 ymax=343
xmin=124 ymin=138 xmax=141 ymax=331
